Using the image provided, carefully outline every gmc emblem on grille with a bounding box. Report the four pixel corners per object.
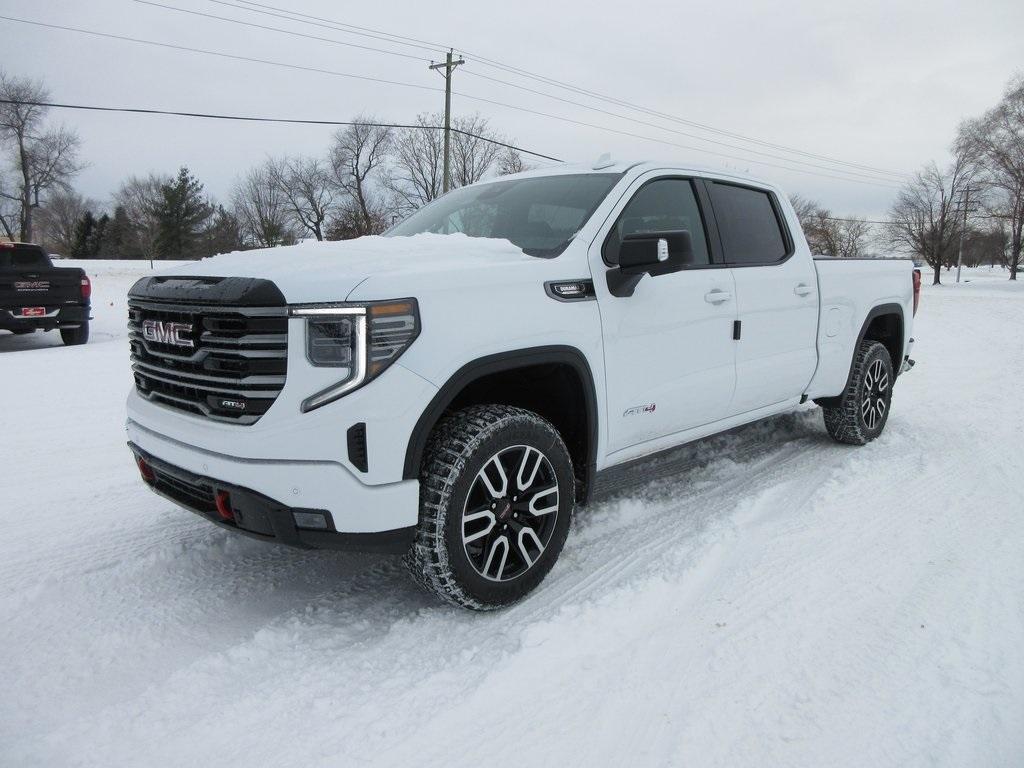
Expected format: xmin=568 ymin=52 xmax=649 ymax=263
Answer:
xmin=219 ymin=399 xmax=246 ymax=411
xmin=142 ymin=319 xmax=194 ymax=348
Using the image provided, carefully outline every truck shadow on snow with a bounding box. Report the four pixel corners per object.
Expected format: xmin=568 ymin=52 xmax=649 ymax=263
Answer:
xmin=0 ymin=329 xmax=66 ymax=352
xmin=138 ymin=407 xmax=832 ymax=631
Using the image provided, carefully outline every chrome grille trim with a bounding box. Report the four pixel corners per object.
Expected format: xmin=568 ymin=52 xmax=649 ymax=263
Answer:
xmin=128 ymin=299 xmax=288 ymax=425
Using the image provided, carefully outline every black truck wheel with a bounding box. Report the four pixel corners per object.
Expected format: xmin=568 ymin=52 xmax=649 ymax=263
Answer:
xmin=405 ymin=405 xmax=575 ymax=610
xmin=60 ymin=322 xmax=89 ymax=346
xmin=823 ymin=340 xmax=893 ymax=445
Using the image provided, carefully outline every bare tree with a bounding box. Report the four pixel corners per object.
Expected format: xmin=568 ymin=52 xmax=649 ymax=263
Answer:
xmin=450 ymin=114 xmax=502 ymax=188
xmin=328 ymin=117 xmax=393 ymax=238
xmin=496 ymin=145 xmax=528 ymax=176
xmin=113 ymin=174 xmax=167 ymax=261
xmin=0 ymin=72 xmax=83 ymax=242
xmin=232 ymin=162 xmax=296 ymax=248
xmin=268 ymin=155 xmax=335 ymax=241
xmin=36 ymin=189 xmax=94 ymax=255
xmin=790 ymin=194 xmax=872 ymax=258
xmin=887 ymin=158 xmax=968 ymax=284
xmin=384 ymin=114 xmax=445 ymax=215
xmin=958 ymin=77 xmax=1024 ymax=280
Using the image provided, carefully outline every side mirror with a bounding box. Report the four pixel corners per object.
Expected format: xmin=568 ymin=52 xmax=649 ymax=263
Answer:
xmin=607 ymin=230 xmax=694 ymax=297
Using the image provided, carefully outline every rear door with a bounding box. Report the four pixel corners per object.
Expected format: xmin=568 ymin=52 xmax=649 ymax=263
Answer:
xmin=703 ymin=181 xmax=818 ymax=412
xmin=592 ymin=174 xmax=738 ymax=456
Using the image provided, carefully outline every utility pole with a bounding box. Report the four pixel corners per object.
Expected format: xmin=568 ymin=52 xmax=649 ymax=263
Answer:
xmin=429 ymin=49 xmax=465 ymax=193
xmin=955 ymin=183 xmax=976 ymax=284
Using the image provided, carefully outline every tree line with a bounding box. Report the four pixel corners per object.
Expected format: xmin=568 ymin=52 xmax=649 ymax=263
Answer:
xmin=3 ymin=67 xmax=1022 ymax=280
xmin=1 ymin=71 xmax=526 ymax=259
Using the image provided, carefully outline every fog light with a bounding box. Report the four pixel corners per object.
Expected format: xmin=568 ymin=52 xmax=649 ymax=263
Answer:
xmin=293 ymin=511 xmax=329 ymax=530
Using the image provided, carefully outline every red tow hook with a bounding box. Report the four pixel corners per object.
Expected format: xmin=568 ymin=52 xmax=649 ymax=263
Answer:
xmin=135 ymin=455 xmax=156 ymax=484
xmin=215 ymin=490 xmax=235 ymax=522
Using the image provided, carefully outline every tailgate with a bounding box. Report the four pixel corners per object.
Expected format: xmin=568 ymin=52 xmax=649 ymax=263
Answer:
xmin=0 ymin=268 xmax=83 ymax=308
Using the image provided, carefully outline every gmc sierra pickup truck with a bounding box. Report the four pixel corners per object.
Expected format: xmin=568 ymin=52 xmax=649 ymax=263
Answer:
xmin=126 ymin=160 xmax=920 ymax=610
xmin=1 ymin=242 xmax=91 ymax=345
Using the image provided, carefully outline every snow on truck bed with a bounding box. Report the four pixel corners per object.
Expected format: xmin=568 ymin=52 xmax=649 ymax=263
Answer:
xmin=2 ymin=263 xmax=1024 ymax=767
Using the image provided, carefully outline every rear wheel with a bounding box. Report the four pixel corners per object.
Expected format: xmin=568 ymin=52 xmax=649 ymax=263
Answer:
xmin=823 ymin=340 xmax=893 ymax=445
xmin=60 ymin=322 xmax=89 ymax=346
xmin=405 ymin=405 xmax=575 ymax=610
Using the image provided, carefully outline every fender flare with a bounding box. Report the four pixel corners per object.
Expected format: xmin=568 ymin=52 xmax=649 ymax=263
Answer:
xmin=402 ymin=345 xmax=600 ymax=499
xmin=818 ymin=302 xmax=905 ymax=406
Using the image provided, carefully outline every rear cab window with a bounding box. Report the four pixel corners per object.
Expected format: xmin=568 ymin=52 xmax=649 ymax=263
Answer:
xmin=0 ymin=245 xmax=52 ymax=270
xmin=706 ymin=182 xmax=791 ymax=265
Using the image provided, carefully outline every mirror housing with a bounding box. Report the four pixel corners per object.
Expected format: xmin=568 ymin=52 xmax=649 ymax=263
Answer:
xmin=607 ymin=230 xmax=694 ymax=297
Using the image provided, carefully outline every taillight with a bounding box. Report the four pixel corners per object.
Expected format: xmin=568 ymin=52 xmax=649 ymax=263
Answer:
xmin=912 ymin=269 xmax=921 ymax=316
xmin=80 ymin=275 xmax=92 ymax=301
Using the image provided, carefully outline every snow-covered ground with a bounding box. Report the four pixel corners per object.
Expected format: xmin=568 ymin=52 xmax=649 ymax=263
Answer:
xmin=2 ymin=262 xmax=1023 ymax=767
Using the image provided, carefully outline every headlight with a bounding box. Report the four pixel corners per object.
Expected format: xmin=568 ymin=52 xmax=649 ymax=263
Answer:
xmin=290 ymin=299 xmax=419 ymax=411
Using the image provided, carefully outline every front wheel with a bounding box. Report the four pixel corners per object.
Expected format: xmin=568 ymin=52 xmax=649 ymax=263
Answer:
xmin=823 ymin=340 xmax=893 ymax=445
xmin=405 ymin=405 xmax=575 ymax=610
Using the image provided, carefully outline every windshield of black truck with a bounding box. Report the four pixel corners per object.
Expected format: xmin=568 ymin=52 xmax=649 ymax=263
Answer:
xmin=385 ymin=173 xmax=622 ymax=257
xmin=0 ymin=246 xmax=51 ymax=269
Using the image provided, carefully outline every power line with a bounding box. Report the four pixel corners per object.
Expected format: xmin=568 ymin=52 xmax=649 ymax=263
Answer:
xmin=0 ymin=99 xmax=564 ymax=161
xmin=214 ymin=0 xmax=914 ymax=181
xmin=137 ymin=1 xmax=904 ymax=186
xmin=0 ymin=14 xmax=903 ymax=188
xmin=133 ymin=0 xmax=432 ymax=63
xmin=0 ymin=15 xmax=444 ymax=95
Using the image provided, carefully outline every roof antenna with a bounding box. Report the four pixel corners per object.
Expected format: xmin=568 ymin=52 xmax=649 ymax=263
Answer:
xmin=591 ymin=152 xmax=615 ymax=170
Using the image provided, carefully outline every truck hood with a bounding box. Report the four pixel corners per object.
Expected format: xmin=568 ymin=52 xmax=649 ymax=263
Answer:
xmin=161 ymin=233 xmax=539 ymax=304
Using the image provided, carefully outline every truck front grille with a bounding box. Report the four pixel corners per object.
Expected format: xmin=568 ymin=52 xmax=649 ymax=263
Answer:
xmin=128 ymin=300 xmax=288 ymax=425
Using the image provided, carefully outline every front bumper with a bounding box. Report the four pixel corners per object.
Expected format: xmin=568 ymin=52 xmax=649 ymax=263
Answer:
xmin=127 ymin=417 xmax=420 ymax=536
xmin=130 ymin=443 xmax=415 ymax=553
xmin=0 ymin=304 xmax=90 ymax=332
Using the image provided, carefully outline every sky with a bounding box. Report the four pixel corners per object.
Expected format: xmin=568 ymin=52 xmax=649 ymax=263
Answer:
xmin=1 ymin=0 xmax=1022 ymax=221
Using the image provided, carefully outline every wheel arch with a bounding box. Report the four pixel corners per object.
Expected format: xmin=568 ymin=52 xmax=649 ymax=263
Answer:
xmin=816 ymin=302 xmax=904 ymax=408
xmin=403 ymin=345 xmax=599 ymax=503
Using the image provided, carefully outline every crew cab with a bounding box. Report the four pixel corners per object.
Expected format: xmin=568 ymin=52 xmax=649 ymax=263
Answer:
xmin=126 ymin=160 xmax=919 ymax=610
xmin=0 ymin=242 xmax=91 ymax=345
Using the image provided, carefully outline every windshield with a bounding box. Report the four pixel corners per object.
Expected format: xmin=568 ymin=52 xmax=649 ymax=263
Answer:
xmin=385 ymin=173 xmax=622 ymax=257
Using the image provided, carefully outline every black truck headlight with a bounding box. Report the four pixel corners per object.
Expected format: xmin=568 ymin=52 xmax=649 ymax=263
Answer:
xmin=290 ymin=299 xmax=419 ymax=411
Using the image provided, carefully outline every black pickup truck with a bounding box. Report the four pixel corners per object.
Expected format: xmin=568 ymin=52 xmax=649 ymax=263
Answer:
xmin=0 ymin=242 xmax=91 ymax=345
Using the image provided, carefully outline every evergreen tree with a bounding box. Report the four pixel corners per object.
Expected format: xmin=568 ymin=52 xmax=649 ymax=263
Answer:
xmin=70 ymin=211 xmax=96 ymax=258
xmin=101 ymin=205 xmax=138 ymax=259
xmin=153 ymin=167 xmax=211 ymax=259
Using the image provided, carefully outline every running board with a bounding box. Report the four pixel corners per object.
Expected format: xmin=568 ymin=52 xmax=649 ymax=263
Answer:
xmin=900 ymin=358 xmax=916 ymax=374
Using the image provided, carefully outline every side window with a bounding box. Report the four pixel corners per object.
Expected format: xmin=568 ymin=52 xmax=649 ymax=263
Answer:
xmin=707 ymin=182 xmax=789 ymax=264
xmin=603 ymin=178 xmax=710 ymax=266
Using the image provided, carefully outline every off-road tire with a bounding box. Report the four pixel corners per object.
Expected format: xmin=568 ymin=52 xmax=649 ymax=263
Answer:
xmin=823 ymin=340 xmax=893 ymax=445
xmin=405 ymin=404 xmax=575 ymax=610
xmin=60 ymin=322 xmax=89 ymax=346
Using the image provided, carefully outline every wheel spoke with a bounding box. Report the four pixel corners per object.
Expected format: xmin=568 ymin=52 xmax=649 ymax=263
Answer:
xmin=482 ymin=535 xmax=510 ymax=580
xmin=878 ymin=371 xmax=889 ymax=391
xmin=527 ymin=484 xmax=559 ymax=516
xmin=516 ymin=447 xmax=544 ymax=492
xmin=517 ymin=526 xmax=544 ymax=568
xmin=478 ymin=455 xmax=509 ymax=499
xmin=462 ymin=509 xmax=496 ymax=544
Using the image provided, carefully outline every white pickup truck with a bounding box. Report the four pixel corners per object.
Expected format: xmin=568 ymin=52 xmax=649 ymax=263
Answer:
xmin=126 ymin=159 xmax=920 ymax=609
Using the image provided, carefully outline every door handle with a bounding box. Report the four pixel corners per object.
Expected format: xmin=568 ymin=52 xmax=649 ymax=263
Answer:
xmin=794 ymin=283 xmax=815 ymax=297
xmin=704 ymin=290 xmax=733 ymax=304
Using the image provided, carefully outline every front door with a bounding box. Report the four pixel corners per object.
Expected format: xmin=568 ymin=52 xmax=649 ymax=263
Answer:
xmin=593 ymin=175 xmax=738 ymax=457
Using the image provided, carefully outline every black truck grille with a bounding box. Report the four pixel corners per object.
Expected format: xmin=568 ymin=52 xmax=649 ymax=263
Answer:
xmin=128 ymin=299 xmax=288 ymax=425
